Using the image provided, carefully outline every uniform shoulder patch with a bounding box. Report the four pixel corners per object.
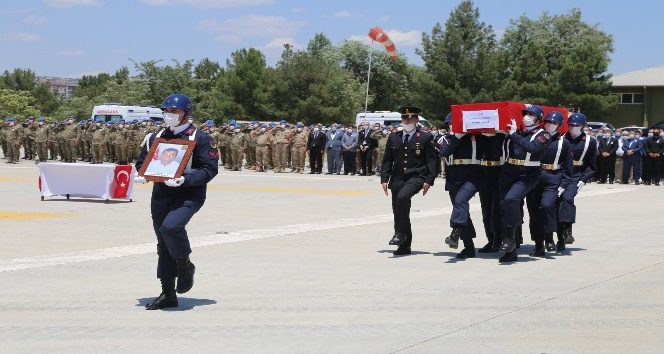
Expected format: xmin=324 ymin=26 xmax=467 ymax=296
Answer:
xmin=537 ymin=135 xmax=548 ymax=143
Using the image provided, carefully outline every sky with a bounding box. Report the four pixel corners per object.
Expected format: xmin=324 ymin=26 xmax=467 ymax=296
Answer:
xmin=1 ymin=0 xmax=663 ymax=79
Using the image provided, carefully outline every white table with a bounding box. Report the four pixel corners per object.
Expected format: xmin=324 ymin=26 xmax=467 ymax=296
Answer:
xmin=38 ymin=163 xmax=135 ymax=201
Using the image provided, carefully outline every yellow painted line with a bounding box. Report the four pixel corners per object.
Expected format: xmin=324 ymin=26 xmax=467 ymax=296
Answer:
xmin=208 ymin=185 xmax=369 ymax=195
xmin=0 ymin=176 xmax=34 ymax=182
xmin=0 ymin=211 xmax=77 ymax=221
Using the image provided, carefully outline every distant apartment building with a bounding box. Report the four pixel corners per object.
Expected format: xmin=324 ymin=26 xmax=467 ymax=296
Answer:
xmin=37 ymin=76 xmax=78 ymax=99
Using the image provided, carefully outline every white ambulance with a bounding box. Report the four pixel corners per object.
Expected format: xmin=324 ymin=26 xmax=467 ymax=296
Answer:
xmin=91 ymin=104 xmax=164 ymax=123
xmin=355 ymin=111 xmax=432 ymax=128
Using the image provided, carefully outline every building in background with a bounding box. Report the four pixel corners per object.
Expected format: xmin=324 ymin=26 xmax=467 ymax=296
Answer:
xmin=609 ymin=66 xmax=664 ymax=128
xmin=37 ymin=76 xmax=78 ymax=100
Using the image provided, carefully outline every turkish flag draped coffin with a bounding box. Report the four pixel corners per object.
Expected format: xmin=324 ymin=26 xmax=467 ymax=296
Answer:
xmin=112 ymin=164 xmax=133 ymax=199
xmin=451 ymin=101 xmax=569 ymax=134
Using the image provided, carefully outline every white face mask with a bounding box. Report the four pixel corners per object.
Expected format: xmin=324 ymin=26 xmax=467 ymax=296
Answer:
xmin=313 ymin=127 xmax=320 ymax=132
xmin=163 ymin=112 xmax=181 ymax=128
xmin=523 ymin=115 xmax=536 ymax=127
xmin=382 ymin=130 xmax=388 ymax=135
xmin=297 ymin=128 xmax=302 ymax=132
xmin=260 ymin=128 xmax=266 ymax=132
xmin=544 ymin=122 xmax=558 ymax=134
xmin=569 ymin=126 xmax=582 ymax=138
xmin=403 ymin=123 xmax=415 ymax=133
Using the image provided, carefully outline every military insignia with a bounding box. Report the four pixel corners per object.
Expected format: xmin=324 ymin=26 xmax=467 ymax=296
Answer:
xmin=537 ymin=136 xmax=547 ymax=143
xmin=186 ymin=126 xmax=195 ymax=135
xmin=209 ymin=150 xmax=219 ymax=158
xmin=210 ymin=141 xmax=217 ymax=148
xmin=416 ymin=132 xmax=421 ymax=138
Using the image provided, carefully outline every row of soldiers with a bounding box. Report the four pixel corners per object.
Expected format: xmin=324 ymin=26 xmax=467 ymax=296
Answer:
xmin=204 ymin=121 xmax=393 ymax=174
xmin=1 ymin=116 xmax=160 ymax=165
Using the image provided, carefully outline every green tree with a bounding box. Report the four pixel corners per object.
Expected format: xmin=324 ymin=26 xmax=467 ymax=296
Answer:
xmin=498 ymin=8 xmax=616 ymax=117
xmin=418 ymin=0 xmax=500 ymax=120
xmin=224 ymin=48 xmax=273 ymax=120
xmin=0 ymin=89 xmax=40 ymax=119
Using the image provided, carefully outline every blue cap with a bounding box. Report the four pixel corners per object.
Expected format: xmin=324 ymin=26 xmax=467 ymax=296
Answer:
xmin=229 ymin=119 xmax=236 ymax=125
xmin=268 ymin=122 xmax=275 ymax=128
xmin=279 ymin=119 xmax=286 ymax=124
xmin=37 ymin=117 xmax=45 ymax=122
xmin=260 ymin=123 xmax=267 ymax=128
xmin=296 ymin=123 xmax=304 ymax=128
xmin=7 ymin=117 xmax=17 ymax=122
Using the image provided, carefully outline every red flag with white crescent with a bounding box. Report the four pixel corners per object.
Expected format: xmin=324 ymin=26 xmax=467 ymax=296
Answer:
xmin=112 ymin=165 xmax=132 ymax=199
xmin=152 ymin=147 xmax=159 ymax=161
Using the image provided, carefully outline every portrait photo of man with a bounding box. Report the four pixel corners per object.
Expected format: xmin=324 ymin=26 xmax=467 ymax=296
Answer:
xmin=144 ymin=146 xmax=182 ymax=178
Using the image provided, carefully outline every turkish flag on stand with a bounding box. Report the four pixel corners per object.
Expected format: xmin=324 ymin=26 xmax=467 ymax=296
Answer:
xmin=112 ymin=165 xmax=133 ymax=199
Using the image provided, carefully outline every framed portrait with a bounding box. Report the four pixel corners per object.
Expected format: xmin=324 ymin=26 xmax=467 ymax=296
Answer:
xmin=138 ymin=138 xmax=196 ymax=182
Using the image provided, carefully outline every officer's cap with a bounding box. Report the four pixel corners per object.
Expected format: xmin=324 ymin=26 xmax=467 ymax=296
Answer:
xmin=397 ymin=106 xmax=421 ymax=119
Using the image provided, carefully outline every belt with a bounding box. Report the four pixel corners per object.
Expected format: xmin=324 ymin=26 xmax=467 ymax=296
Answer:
xmin=540 ymin=163 xmax=561 ymax=170
xmin=257 ymin=144 xmax=269 ymax=147
xmin=507 ymin=158 xmax=540 ymax=167
xmin=573 ymin=160 xmax=584 ymax=166
xmin=451 ymin=159 xmax=480 ymax=165
xmin=481 ymin=160 xmax=502 ymax=167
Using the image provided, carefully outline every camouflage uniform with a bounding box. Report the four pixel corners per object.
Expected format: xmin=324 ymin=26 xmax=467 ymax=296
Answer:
xmin=91 ymin=123 xmax=109 ymax=164
xmin=230 ymin=129 xmax=247 ymax=171
xmin=24 ymin=120 xmax=37 ymax=159
xmin=112 ymin=124 xmax=129 ymax=164
xmin=371 ymin=130 xmax=389 ymax=175
xmin=62 ymin=120 xmax=81 ymax=163
xmin=221 ymin=129 xmax=233 ymax=169
xmin=34 ymin=121 xmax=51 ymax=162
xmin=245 ymin=130 xmax=257 ymax=170
xmin=0 ymin=121 xmax=6 ymax=158
xmin=4 ymin=120 xmax=22 ymax=163
xmin=291 ymin=128 xmax=308 ymax=174
xmin=255 ymin=130 xmax=270 ymax=172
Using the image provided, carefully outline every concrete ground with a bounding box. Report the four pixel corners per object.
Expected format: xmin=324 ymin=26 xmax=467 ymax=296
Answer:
xmin=1 ymin=161 xmax=663 ymax=354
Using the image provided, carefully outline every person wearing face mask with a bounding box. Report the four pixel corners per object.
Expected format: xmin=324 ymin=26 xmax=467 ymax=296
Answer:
xmin=324 ymin=125 xmax=343 ymax=174
xmin=524 ymin=111 xmax=573 ymax=254
xmin=597 ymin=128 xmax=619 ymax=184
xmin=557 ymin=113 xmax=597 ymax=246
xmin=497 ymin=105 xmax=551 ymax=263
xmin=358 ymin=121 xmax=376 ymax=176
xmin=437 ymin=113 xmax=488 ymax=259
xmin=341 ymin=125 xmax=358 ymax=175
xmin=382 ymin=106 xmax=438 ymax=256
xmin=307 ymin=124 xmax=326 ymax=174
xmin=291 ymin=123 xmax=308 ymax=174
xmin=33 ymin=117 xmax=51 ymax=163
xmin=255 ymin=124 xmax=270 ymax=172
xmin=644 ymin=128 xmax=664 ymax=185
xmin=621 ymin=129 xmax=644 ymax=185
xmin=134 ymin=93 xmax=219 ymax=310
xmin=370 ymin=126 xmax=390 ymax=176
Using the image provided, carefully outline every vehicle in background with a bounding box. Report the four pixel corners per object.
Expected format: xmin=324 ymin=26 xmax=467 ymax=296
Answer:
xmin=586 ymin=121 xmax=616 ymax=134
xmin=618 ymin=126 xmax=648 ymax=135
xmin=91 ymin=104 xmax=163 ymax=124
xmin=355 ymin=111 xmax=432 ymax=129
xmin=649 ymin=120 xmax=664 ymax=131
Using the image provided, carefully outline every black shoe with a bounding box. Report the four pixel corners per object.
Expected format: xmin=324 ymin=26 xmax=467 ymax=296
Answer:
xmin=456 ymin=247 xmax=476 ymax=259
xmin=389 ymin=233 xmax=407 ymax=246
xmin=325 ymin=172 xmax=332 ymax=175
xmin=145 ymin=292 xmax=178 ymax=310
xmin=499 ymin=250 xmax=518 ymax=263
xmin=477 ymin=242 xmax=499 ymax=253
xmin=609 ymin=180 xmax=614 ymax=184
xmin=309 ymin=171 xmax=315 ymax=174
xmin=176 ymin=258 xmax=196 ymax=294
xmin=444 ymin=227 xmax=462 ymax=249
xmin=556 ymin=241 xmax=566 ymax=252
xmin=502 ymin=228 xmax=517 ymax=252
xmin=393 ymin=247 xmax=411 ymax=256
xmin=529 ymin=246 xmax=546 ymax=257
xmin=545 ymin=242 xmax=556 ymax=252
xmin=350 ymin=173 xmax=355 ymax=176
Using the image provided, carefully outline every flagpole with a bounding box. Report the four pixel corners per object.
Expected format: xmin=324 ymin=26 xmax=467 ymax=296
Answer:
xmin=364 ymin=43 xmax=373 ymax=113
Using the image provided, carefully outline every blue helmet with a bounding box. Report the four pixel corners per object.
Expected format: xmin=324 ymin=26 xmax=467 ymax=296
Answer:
xmin=567 ymin=113 xmax=587 ymax=127
xmin=161 ymin=93 xmax=193 ymax=115
xmin=522 ymin=105 xmax=544 ymax=120
xmin=445 ymin=113 xmax=452 ymax=124
xmin=543 ymin=111 xmax=564 ymax=125
xmin=37 ymin=117 xmax=45 ymax=122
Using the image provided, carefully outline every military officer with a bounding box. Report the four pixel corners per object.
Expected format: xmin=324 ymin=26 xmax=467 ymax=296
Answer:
xmin=230 ymin=124 xmax=247 ymax=171
xmin=134 ymin=93 xmax=218 ymax=310
xmin=91 ymin=119 xmax=108 ymax=164
xmin=498 ymin=105 xmax=551 ymax=263
xmin=524 ymin=111 xmax=573 ymax=255
xmin=62 ymin=116 xmax=81 ymax=163
xmin=438 ymin=113 xmax=488 ymax=259
xmin=23 ymin=116 xmax=37 ymax=160
xmin=558 ymin=113 xmax=597 ymax=247
xmin=291 ymin=123 xmax=308 ymax=173
xmin=4 ymin=117 xmax=22 ymax=163
xmin=34 ymin=117 xmax=50 ymax=163
xmin=381 ymin=106 xmax=438 ymax=256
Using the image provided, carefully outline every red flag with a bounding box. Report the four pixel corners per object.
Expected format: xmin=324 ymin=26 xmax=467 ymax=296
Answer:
xmin=152 ymin=147 xmax=159 ymax=161
xmin=112 ymin=165 xmax=132 ymax=199
xmin=38 ymin=176 xmax=42 ymax=191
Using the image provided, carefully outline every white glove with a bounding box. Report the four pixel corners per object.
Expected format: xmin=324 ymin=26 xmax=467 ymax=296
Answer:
xmin=164 ymin=177 xmax=185 ymax=187
xmin=507 ymin=119 xmax=517 ymax=135
xmin=557 ymin=187 xmax=565 ymax=197
xmin=577 ymin=181 xmax=585 ymax=192
xmin=454 ymin=132 xmax=466 ymax=139
xmin=133 ymin=172 xmax=148 ymax=184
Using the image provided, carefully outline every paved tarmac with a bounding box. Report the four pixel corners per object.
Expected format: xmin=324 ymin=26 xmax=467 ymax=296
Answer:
xmin=1 ymin=161 xmax=663 ymax=354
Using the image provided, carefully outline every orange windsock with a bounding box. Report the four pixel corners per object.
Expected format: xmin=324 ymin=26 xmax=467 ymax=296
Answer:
xmin=368 ymin=27 xmax=397 ymax=59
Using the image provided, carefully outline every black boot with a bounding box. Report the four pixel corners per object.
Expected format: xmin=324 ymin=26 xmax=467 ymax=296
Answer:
xmin=562 ymin=223 xmax=575 ymax=244
xmin=456 ymin=238 xmax=476 ymax=259
xmin=502 ymin=227 xmax=517 ymax=252
xmin=499 ymin=250 xmax=518 ymax=263
xmin=176 ymin=257 xmax=196 ymax=294
xmin=556 ymin=233 xmax=566 ymax=252
xmin=393 ymin=244 xmax=411 ymax=256
xmin=445 ymin=226 xmax=463 ymax=249
xmin=544 ymin=232 xmax=556 ymax=252
xmin=145 ymin=278 xmax=178 ymax=310
xmin=529 ymin=242 xmax=546 ymax=257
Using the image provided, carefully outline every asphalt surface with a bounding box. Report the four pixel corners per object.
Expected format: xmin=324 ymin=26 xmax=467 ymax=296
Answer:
xmin=1 ymin=161 xmax=663 ymax=354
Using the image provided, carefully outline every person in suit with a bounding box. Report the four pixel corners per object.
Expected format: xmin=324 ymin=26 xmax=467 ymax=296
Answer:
xmin=381 ymin=106 xmax=438 ymax=256
xmin=341 ymin=125 xmax=358 ymax=175
xmin=325 ymin=125 xmax=344 ymax=174
xmin=597 ymin=129 xmax=618 ymax=184
xmin=622 ymin=129 xmax=644 ymax=185
xmin=307 ymin=125 xmax=326 ymax=174
xmin=358 ymin=121 xmax=377 ymax=175
xmin=644 ymin=128 xmax=664 ymax=185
